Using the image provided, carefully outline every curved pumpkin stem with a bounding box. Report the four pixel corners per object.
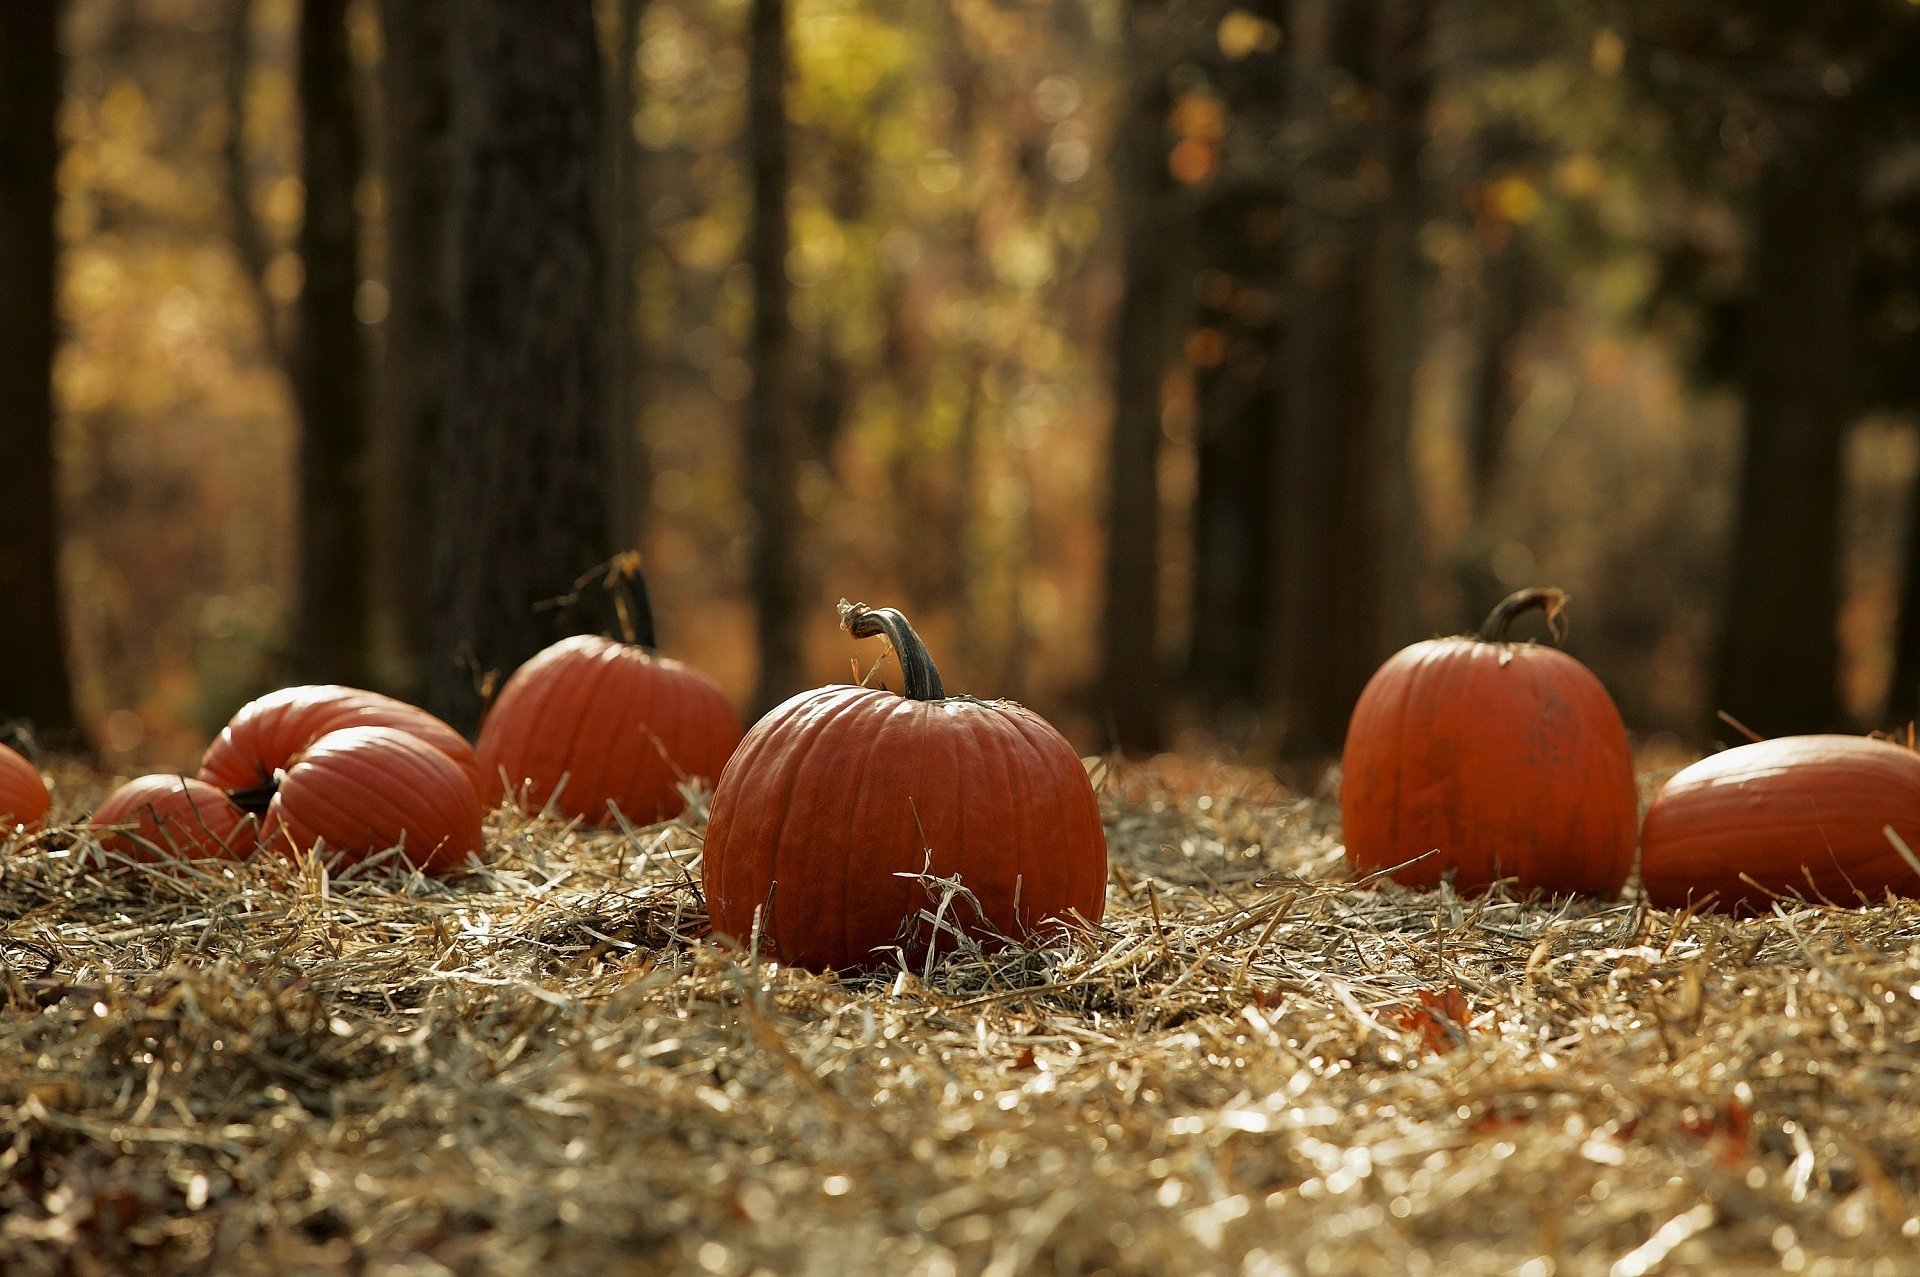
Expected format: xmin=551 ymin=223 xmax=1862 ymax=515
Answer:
xmin=838 ymin=600 xmax=946 ymax=701
xmin=1477 ymin=586 xmax=1569 ymax=645
xmin=604 ymin=550 xmax=659 ymax=650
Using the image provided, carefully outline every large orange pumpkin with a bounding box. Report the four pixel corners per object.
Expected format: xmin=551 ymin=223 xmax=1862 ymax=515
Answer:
xmin=0 ymin=743 xmax=50 ymax=831
xmin=259 ymin=725 xmax=484 ymax=874
xmin=91 ymin=774 xmax=257 ymax=862
xmin=476 ymin=558 xmax=742 ymax=826
xmin=1341 ymin=587 xmax=1638 ymax=896
xmin=702 ymin=601 xmax=1108 ymax=972
xmin=201 ymin=685 xmax=482 ymax=797
xmin=1640 ymin=735 xmax=1920 ymax=912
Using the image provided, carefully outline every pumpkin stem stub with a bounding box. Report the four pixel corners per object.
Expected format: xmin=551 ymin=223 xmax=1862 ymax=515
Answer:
xmin=838 ymin=600 xmax=945 ymax=701
xmin=227 ymin=779 xmax=278 ymax=817
xmin=1477 ymin=587 xmax=1569 ymax=645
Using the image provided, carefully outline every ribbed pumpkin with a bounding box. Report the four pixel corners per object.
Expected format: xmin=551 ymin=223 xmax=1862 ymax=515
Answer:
xmin=1341 ymin=587 xmax=1638 ymax=896
xmin=477 ymin=558 xmax=742 ymax=826
xmin=201 ymin=685 xmax=482 ymax=796
xmin=702 ymin=601 xmax=1108 ymax=972
xmin=258 ymin=725 xmax=484 ymax=874
xmin=0 ymin=743 xmax=50 ymax=831
xmin=91 ymin=775 xmax=257 ymax=862
xmin=1640 ymin=735 xmax=1920 ymax=912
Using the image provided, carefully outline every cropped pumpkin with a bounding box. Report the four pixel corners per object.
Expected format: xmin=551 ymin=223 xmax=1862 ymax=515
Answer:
xmin=477 ymin=557 xmax=742 ymax=826
xmin=0 ymin=743 xmax=50 ymax=831
xmin=201 ymin=684 xmax=482 ymax=796
xmin=1639 ymin=734 xmax=1920 ymax=912
xmin=91 ymin=775 xmax=256 ymax=862
xmin=1341 ymin=587 xmax=1638 ymax=897
xmin=258 ymin=725 xmax=485 ymax=874
xmin=702 ymin=601 xmax=1108 ymax=972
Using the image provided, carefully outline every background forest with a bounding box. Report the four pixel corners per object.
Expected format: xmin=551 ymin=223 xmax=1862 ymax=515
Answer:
xmin=4 ymin=0 xmax=1920 ymax=772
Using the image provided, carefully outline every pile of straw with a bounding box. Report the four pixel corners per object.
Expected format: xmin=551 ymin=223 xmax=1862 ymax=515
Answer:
xmin=3 ymin=758 xmax=1917 ymax=1275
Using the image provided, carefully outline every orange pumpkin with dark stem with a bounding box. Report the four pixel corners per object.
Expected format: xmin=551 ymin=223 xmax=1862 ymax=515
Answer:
xmin=258 ymin=725 xmax=484 ymax=874
xmin=91 ymin=775 xmax=257 ymax=862
xmin=702 ymin=601 xmax=1108 ymax=972
xmin=201 ymin=685 xmax=482 ymax=796
xmin=1341 ymin=587 xmax=1637 ymax=896
xmin=1640 ymin=734 xmax=1920 ymax=912
xmin=0 ymin=744 xmax=50 ymax=831
xmin=477 ymin=557 xmax=742 ymax=827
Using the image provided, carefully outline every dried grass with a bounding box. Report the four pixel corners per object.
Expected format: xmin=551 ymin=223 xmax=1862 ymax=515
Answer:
xmin=3 ymin=757 xmax=1919 ymax=1276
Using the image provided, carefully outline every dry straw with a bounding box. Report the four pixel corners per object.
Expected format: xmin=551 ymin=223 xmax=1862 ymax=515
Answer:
xmin=3 ymin=757 xmax=1918 ymax=1275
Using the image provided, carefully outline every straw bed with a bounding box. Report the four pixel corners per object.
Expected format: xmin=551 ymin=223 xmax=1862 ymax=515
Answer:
xmin=4 ymin=758 xmax=1919 ymax=1275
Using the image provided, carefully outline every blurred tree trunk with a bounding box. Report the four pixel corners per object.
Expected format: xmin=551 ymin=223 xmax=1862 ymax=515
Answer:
xmin=1711 ymin=113 xmax=1861 ymax=738
xmin=1463 ymin=227 xmax=1531 ymax=521
xmin=604 ymin=0 xmax=648 ymax=552
xmin=1185 ymin=6 xmax=1289 ymax=723
xmin=1888 ymin=500 xmax=1920 ymax=729
xmin=1098 ymin=0 xmax=1188 ymax=753
xmin=429 ymin=0 xmax=611 ymax=731
xmin=294 ymin=0 xmax=371 ymax=686
xmin=743 ymin=0 xmax=804 ymax=715
xmin=0 ymin=1 xmax=79 ymax=741
xmin=374 ymin=0 xmax=450 ymax=700
xmin=224 ymin=0 xmax=284 ymax=362
xmin=1267 ymin=0 xmax=1433 ymax=757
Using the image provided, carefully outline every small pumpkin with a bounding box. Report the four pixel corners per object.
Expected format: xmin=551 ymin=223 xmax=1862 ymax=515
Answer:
xmin=1341 ymin=587 xmax=1638 ymax=896
xmin=91 ymin=774 xmax=257 ymax=862
xmin=476 ymin=556 xmax=743 ymax=826
xmin=702 ymin=601 xmax=1108 ymax=972
xmin=258 ymin=725 xmax=484 ymax=874
xmin=0 ymin=743 xmax=50 ymax=831
xmin=1640 ymin=734 xmax=1920 ymax=912
xmin=201 ymin=684 xmax=482 ymax=796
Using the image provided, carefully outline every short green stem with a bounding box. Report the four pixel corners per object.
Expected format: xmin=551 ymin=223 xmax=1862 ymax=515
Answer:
xmin=838 ymin=600 xmax=945 ymax=701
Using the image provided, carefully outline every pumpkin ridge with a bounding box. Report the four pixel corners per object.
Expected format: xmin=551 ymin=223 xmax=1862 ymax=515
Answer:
xmin=836 ymin=693 xmax=891 ymax=967
xmin=755 ymin=688 xmax=875 ymax=955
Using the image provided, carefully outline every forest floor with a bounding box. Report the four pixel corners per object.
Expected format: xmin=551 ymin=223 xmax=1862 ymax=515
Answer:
xmin=2 ymin=758 xmax=1918 ymax=1276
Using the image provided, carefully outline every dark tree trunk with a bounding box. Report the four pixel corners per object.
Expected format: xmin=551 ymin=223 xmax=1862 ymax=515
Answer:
xmin=1266 ymin=0 xmax=1432 ymax=758
xmin=429 ymin=0 xmax=611 ymax=731
xmin=1097 ymin=0 xmax=1188 ymax=753
xmin=0 ymin=1 xmax=79 ymax=741
xmin=374 ymin=0 xmax=451 ymax=699
xmin=1186 ymin=192 xmax=1284 ymax=714
xmin=294 ymin=0 xmax=371 ymax=685
xmin=604 ymin=0 xmax=648 ymax=553
xmin=1463 ymin=229 xmax=1531 ymax=519
xmin=1710 ymin=112 xmax=1862 ymax=739
xmin=743 ymin=0 xmax=804 ymax=715
xmin=1888 ymin=495 xmax=1920 ymax=729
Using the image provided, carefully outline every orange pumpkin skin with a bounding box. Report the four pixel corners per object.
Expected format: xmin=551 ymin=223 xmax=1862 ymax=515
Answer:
xmin=476 ymin=635 xmax=743 ymax=826
xmin=200 ymin=685 xmax=482 ymax=796
xmin=703 ymin=605 xmax=1107 ymax=972
xmin=91 ymin=775 xmax=257 ymax=862
xmin=1340 ymin=590 xmax=1638 ymax=897
xmin=261 ymin=726 xmax=485 ymax=874
xmin=0 ymin=744 xmax=50 ymax=831
xmin=1640 ymin=735 xmax=1920 ymax=913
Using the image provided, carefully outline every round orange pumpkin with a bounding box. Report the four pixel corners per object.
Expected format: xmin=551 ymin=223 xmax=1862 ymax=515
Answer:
xmin=702 ymin=601 xmax=1108 ymax=972
xmin=476 ymin=560 xmax=742 ymax=826
xmin=0 ymin=743 xmax=50 ymax=831
xmin=1640 ymin=734 xmax=1920 ymax=912
xmin=1340 ymin=587 xmax=1637 ymax=896
xmin=201 ymin=685 xmax=482 ymax=797
xmin=260 ymin=725 xmax=485 ymax=874
xmin=90 ymin=774 xmax=257 ymax=862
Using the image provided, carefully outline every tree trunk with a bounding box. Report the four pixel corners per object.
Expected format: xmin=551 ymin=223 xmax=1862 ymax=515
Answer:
xmin=743 ymin=0 xmax=804 ymax=715
xmin=1097 ymin=0 xmax=1188 ymax=753
xmin=429 ymin=0 xmax=611 ymax=731
xmin=1266 ymin=0 xmax=1432 ymax=758
xmin=1888 ymin=490 xmax=1920 ymax=729
xmin=604 ymin=0 xmax=648 ymax=553
xmin=225 ymin=0 xmax=284 ymax=363
xmin=374 ymin=0 xmax=451 ymax=699
xmin=0 ymin=1 xmax=79 ymax=742
xmin=294 ymin=0 xmax=372 ymax=686
xmin=1710 ymin=112 xmax=1861 ymax=739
